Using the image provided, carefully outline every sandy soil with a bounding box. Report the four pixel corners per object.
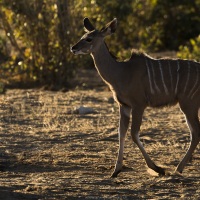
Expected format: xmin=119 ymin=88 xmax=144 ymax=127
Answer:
xmin=0 ymin=87 xmax=200 ymax=199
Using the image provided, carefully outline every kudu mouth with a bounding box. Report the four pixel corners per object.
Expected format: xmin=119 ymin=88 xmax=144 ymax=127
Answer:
xmin=70 ymin=46 xmax=89 ymax=55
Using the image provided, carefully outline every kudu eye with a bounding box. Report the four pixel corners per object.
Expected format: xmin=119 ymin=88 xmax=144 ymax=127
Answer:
xmin=85 ymin=38 xmax=92 ymax=42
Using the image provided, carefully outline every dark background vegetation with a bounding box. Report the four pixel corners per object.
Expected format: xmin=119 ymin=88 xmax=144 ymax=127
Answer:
xmin=0 ymin=0 xmax=200 ymax=90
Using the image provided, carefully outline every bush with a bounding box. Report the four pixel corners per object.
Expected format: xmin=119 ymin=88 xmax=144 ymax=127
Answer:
xmin=0 ymin=0 xmax=77 ymax=89
xmin=177 ymin=35 xmax=200 ymax=62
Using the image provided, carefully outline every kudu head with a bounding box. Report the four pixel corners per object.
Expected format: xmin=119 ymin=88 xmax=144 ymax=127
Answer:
xmin=70 ymin=18 xmax=117 ymax=55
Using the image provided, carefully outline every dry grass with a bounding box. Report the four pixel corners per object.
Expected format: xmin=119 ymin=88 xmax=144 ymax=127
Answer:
xmin=0 ymin=88 xmax=200 ymax=199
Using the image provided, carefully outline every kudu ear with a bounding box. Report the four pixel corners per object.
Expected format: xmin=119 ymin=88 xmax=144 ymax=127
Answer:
xmin=100 ymin=18 xmax=117 ymax=37
xmin=83 ymin=17 xmax=95 ymax=32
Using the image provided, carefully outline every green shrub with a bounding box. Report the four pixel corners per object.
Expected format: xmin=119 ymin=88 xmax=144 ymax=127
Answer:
xmin=177 ymin=35 xmax=200 ymax=62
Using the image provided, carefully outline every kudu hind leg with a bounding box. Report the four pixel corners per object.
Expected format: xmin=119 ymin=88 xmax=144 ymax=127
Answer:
xmin=131 ymin=107 xmax=166 ymax=175
xmin=176 ymin=106 xmax=200 ymax=173
xmin=111 ymin=105 xmax=131 ymax=178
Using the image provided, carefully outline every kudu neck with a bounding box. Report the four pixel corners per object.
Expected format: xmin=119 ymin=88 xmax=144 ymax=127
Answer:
xmin=91 ymin=41 xmax=117 ymax=84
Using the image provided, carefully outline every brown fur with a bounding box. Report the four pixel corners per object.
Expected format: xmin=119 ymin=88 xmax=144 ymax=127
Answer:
xmin=71 ymin=18 xmax=200 ymax=177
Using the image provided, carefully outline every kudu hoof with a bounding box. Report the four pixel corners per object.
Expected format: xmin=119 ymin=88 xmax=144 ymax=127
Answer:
xmin=173 ymin=171 xmax=183 ymax=177
xmin=155 ymin=165 xmax=166 ymax=176
xmin=110 ymin=170 xmax=121 ymax=178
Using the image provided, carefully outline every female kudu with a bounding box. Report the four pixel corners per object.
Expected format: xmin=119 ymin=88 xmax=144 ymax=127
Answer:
xmin=71 ymin=18 xmax=200 ymax=177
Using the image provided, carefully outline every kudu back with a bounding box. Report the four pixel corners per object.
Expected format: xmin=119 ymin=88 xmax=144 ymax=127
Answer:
xmin=71 ymin=18 xmax=200 ymax=177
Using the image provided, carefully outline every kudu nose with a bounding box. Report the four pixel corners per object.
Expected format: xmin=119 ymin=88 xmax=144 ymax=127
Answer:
xmin=70 ymin=46 xmax=75 ymax=53
xmin=70 ymin=46 xmax=79 ymax=55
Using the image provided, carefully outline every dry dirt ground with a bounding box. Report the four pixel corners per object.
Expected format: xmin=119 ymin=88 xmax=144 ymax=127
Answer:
xmin=0 ymin=87 xmax=200 ymax=199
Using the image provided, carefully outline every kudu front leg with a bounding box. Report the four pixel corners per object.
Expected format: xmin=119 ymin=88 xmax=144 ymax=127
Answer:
xmin=131 ymin=107 xmax=166 ymax=175
xmin=111 ymin=105 xmax=131 ymax=178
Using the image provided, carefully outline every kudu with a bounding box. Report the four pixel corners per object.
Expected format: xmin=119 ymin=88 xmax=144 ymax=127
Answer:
xmin=71 ymin=18 xmax=200 ymax=177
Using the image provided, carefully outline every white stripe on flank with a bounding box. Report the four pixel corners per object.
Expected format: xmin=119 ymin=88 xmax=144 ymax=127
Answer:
xmin=145 ymin=58 xmax=155 ymax=94
xmin=189 ymin=66 xmax=199 ymax=99
xmin=183 ymin=61 xmax=190 ymax=93
xmin=158 ymin=60 xmax=169 ymax=95
xmin=150 ymin=61 xmax=161 ymax=93
xmin=191 ymin=87 xmax=200 ymax=99
xmin=175 ymin=60 xmax=180 ymax=94
xmin=168 ymin=61 xmax=173 ymax=92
